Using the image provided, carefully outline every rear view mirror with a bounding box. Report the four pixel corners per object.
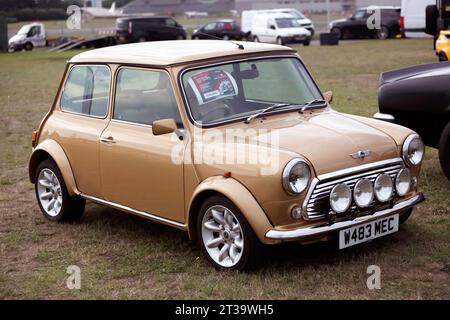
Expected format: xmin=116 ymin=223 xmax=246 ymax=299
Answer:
xmin=234 ymin=63 xmax=259 ymax=80
xmin=152 ymin=118 xmax=177 ymax=136
xmin=324 ymin=91 xmax=333 ymax=104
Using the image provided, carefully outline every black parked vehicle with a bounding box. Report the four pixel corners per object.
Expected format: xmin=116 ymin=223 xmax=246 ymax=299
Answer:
xmin=192 ymin=20 xmax=245 ymax=40
xmin=330 ymin=6 xmax=401 ymax=40
xmin=116 ymin=16 xmax=186 ymax=43
xmin=375 ymin=62 xmax=450 ymax=180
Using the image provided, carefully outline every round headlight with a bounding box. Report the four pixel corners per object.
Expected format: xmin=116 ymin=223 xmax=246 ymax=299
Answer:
xmin=282 ymin=159 xmax=311 ymax=195
xmin=395 ymin=168 xmax=411 ymax=196
xmin=353 ymin=179 xmax=374 ymax=208
xmin=330 ymin=183 xmax=352 ymax=213
xmin=374 ymin=173 xmax=393 ymax=202
xmin=403 ymin=134 xmax=424 ymax=167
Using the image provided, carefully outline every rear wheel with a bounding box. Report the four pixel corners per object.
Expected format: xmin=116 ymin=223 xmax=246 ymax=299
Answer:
xmin=276 ymin=37 xmax=284 ymax=45
xmin=137 ymin=36 xmax=147 ymax=42
xmin=223 ymin=35 xmax=230 ymax=40
xmin=177 ymin=34 xmax=185 ymax=40
xmin=377 ymin=26 xmax=390 ymax=40
xmin=24 ymin=42 xmax=33 ymax=51
xmin=439 ymin=122 xmax=450 ymax=181
xmin=35 ymin=159 xmax=85 ymax=222
xmin=331 ymin=27 xmax=342 ymax=39
xmin=197 ymin=195 xmax=264 ymax=271
xmin=303 ymin=38 xmax=311 ymax=46
xmin=253 ymin=36 xmax=260 ymax=42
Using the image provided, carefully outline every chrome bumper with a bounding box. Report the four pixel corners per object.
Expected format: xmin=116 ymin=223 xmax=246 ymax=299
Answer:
xmin=373 ymin=112 xmax=395 ymax=122
xmin=265 ymin=193 xmax=425 ymax=241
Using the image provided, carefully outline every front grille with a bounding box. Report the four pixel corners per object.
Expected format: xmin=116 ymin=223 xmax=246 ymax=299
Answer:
xmin=303 ymin=160 xmax=404 ymax=220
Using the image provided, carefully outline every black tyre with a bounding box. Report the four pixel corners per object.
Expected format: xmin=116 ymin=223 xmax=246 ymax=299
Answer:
xmin=439 ymin=52 xmax=448 ymax=61
xmin=35 ymin=159 xmax=85 ymax=222
xmin=276 ymin=37 xmax=284 ymax=45
xmin=137 ymin=36 xmax=147 ymax=42
xmin=197 ymin=195 xmax=264 ymax=271
xmin=377 ymin=26 xmax=390 ymax=40
xmin=439 ymin=122 xmax=450 ymax=181
xmin=331 ymin=27 xmax=342 ymax=39
xmin=303 ymin=38 xmax=311 ymax=46
xmin=400 ymin=208 xmax=414 ymax=224
xmin=253 ymin=36 xmax=260 ymax=42
xmin=24 ymin=42 xmax=33 ymax=51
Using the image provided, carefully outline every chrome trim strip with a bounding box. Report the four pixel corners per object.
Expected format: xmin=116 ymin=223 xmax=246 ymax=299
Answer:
xmin=81 ymin=194 xmax=187 ymax=230
xmin=317 ymin=158 xmax=403 ymax=181
xmin=266 ymin=193 xmax=424 ymax=240
xmin=373 ymin=112 xmax=395 ymax=122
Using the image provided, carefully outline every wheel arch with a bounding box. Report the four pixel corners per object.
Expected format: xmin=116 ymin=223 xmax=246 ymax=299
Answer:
xmin=187 ymin=176 xmax=276 ymax=245
xmin=29 ymin=139 xmax=79 ymax=196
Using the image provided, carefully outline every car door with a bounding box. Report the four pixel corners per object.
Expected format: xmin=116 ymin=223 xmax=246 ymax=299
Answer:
xmin=266 ymin=18 xmax=278 ymax=43
xmin=347 ymin=9 xmax=367 ymax=37
xmin=29 ymin=25 xmax=45 ymax=47
xmin=57 ymin=65 xmax=112 ymax=199
xmin=203 ymin=22 xmax=216 ymax=39
xmin=99 ymin=67 xmax=186 ymax=223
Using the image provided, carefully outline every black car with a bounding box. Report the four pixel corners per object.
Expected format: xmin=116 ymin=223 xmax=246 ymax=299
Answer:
xmin=330 ymin=6 xmax=401 ymax=40
xmin=192 ymin=20 xmax=245 ymax=40
xmin=375 ymin=62 xmax=450 ymax=180
xmin=116 ymin=16 xmax=186 ymax=43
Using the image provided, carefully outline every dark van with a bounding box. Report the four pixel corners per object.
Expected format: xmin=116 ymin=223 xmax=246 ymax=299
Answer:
xmin=116 ymin=16 xmax=187 ymax=43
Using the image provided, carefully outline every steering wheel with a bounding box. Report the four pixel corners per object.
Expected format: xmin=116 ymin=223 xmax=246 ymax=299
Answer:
xmin=200 ymin=101 xmax=233 ymax=123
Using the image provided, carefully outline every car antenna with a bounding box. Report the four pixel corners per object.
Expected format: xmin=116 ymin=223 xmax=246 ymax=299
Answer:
xmin=193 ymin=31 xmax=244 ymax=50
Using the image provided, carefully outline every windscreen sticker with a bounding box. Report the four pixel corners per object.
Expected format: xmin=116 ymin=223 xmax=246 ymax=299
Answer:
xmin=187 ymin=70 xmax=238 ymax=105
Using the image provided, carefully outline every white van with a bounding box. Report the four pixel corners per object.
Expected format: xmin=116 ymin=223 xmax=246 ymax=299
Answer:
xmin=247 ymin=13 xmax=311 ymax=46
xmin=8 ymin=22 xmax=47 ymax=52
xmin=401 ymin=0 xmax=435 ymax=38
xmin=241 ymin=9 xmax=315 ymax=36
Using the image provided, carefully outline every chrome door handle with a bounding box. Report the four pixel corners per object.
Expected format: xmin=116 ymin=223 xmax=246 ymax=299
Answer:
xmin=99 ymin=136 xmax=116 ymax=144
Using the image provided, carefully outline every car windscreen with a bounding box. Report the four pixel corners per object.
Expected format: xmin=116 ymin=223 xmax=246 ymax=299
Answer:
xmin=275 ymin=18 xmax=301 ymax=28
xmin=17 ymin=25 xmax=31 ymax=35
xmin=181 ymin=57 xmax=322 ymax=126
xmin=283 ymin=11 xmax=305 ymax=19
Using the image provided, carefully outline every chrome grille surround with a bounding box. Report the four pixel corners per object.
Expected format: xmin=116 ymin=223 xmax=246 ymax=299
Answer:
xmin=302 ymin=158 xmax=405 ymax=221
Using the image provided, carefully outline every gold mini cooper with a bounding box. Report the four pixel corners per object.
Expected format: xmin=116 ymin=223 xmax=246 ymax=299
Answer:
xmin=29 ymin=40 xmax=425 ymax=270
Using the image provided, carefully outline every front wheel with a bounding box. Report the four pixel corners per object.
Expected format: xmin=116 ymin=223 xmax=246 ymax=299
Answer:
xmin=400 ymin=208 xmax=414 ymax=224
xmin=24 ymin=42 xmax=33 ymax=51
xmin=197 ymin=196 xmax=264 ymax=271
xmin=35 ymin=159 xmax=85 ymax=222
xmin=439 ymin=122 xmax=450 ymax=181
xmin=276 ymin=37 xmax=284 ymax=45
xmin=439 ymin=52 xmax=448 ymax=61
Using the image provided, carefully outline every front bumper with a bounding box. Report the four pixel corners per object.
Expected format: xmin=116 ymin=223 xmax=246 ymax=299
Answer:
xmin=8 ymin=43 xmax=25 ymax=51
xmin=283 ymin=35 xmax=311 ymax=43
xmin=265 ymin=193 xmax=424 ymax=241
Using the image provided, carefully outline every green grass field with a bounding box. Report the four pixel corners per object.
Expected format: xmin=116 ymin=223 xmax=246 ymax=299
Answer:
xmin=0 ymin=39 xmax=449 ymax=299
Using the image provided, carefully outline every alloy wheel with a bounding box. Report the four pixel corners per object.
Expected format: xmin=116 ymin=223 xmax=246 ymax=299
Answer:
xmin=37 ymin=168 xmax=63 ymax=217
xmin=201 ymin=205 xmax=244 ymax=268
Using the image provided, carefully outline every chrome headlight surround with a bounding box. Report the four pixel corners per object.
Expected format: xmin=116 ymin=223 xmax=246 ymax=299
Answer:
xmin=402 ymin=133 xmax=425 ymax=167
xmin=282 ymin=159 xmax=311 ymax=195
xmin=330 ymin=183 xmax=352 ymax=213
xmin=353 ymin=178 xmax=374 ymax=208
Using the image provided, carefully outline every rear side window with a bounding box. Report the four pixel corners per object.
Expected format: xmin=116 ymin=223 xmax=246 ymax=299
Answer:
xmin=113 ymin=68 xmax=182 ymax=126
xmin=60 ymin=65 xmax=111 ymax=118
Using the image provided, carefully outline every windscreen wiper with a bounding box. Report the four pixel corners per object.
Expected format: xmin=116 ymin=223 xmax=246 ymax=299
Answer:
xmin=245 ymin=103 xmax=300 ymax=124
xmin=298 ymin=99 xmax=328 ymax=113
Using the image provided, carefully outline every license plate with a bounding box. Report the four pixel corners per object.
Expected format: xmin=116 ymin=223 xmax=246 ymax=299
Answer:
xmin=339 ymin=214 xmax=399 ymax=249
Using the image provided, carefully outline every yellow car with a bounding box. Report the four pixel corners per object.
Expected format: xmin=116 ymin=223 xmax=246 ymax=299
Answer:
xmin=436 ymin=30 xmax=450 ymax=61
